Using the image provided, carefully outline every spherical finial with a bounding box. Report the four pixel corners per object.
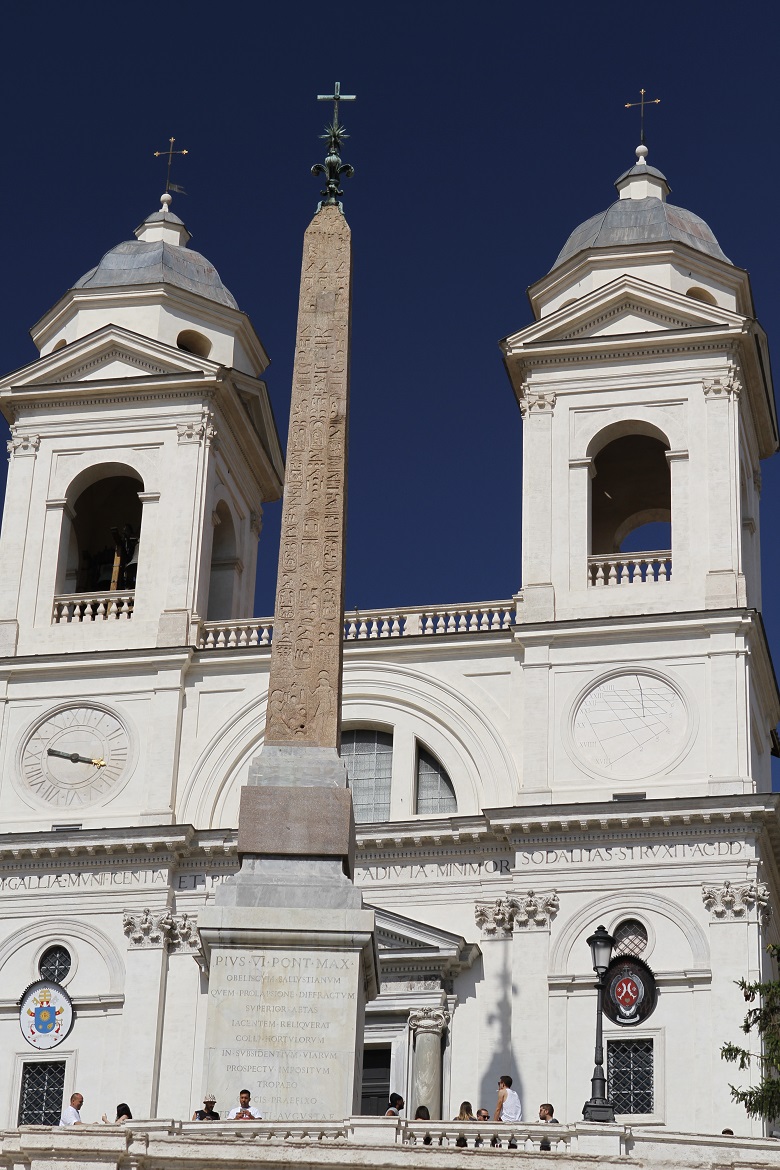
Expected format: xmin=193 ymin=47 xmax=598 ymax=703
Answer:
xmin=635 ymin=143 xmax=649 ymax=165
xmin=160 ymin=192 xmax=172 ymax=214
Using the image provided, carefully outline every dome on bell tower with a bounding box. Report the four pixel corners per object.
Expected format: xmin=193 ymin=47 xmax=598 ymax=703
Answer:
xmin=551 ymin=144 xmax=731 ymax=270
xmin=74 ymin=196 xmax=238 ymax=309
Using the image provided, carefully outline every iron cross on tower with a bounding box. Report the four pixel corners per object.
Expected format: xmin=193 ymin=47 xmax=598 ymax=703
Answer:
xmin=624 ymin=89 xmax=661 ymax=144
xmin=153 ymin=137 xmax=189 ymax=194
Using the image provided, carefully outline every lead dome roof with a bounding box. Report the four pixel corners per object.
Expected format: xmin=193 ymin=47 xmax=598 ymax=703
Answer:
xmin=552 ymin=154 xmax=731 ymax=270
xmin=74 ymin=208 xmax=238 ymax=309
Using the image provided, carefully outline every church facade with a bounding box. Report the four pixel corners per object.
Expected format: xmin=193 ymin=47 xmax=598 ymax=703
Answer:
xmin=0 ymin=147 xmax=778 ymax=1137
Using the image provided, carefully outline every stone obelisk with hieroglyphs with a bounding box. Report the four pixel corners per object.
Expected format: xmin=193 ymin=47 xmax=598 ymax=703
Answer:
xmin=198 ymin=86 xmax=378 ymax=1121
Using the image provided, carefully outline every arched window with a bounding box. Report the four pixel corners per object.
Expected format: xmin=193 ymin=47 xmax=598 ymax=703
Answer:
xmin=591 ymin=434 xmax=671 ymax=555
xmin=613 ymin=919 xmax=648 ymax=957
xmin=341 ymin=729 xmax=393 ymax=824
xmin=416 ymin=746 xmax=457 ymax=814
xmin=60 ymin=471 xmax=143 ymax=595
xmin=207 ymin=501 xmax=239 ymax=621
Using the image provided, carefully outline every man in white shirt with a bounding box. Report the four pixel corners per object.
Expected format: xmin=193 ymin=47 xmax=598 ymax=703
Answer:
xmin=494 ymin=1076 xmax=522 ymax=1122
xmin=59 ymin=1092 xmax=84 ymax=1126
xmin=227 ymin=1089 xmax=262 ymax=1120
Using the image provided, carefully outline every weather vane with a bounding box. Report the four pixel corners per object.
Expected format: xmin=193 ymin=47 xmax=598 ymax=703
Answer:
xmin=153 ymin=137 xmax=188 ymax=195
xmin=624 ymin=89 xmax=660 ymax=145
xmin=312 ymin=82 xmax=356 ymax=211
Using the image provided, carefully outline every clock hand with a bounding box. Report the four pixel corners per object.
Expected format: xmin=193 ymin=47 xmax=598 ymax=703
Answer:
xmin=47 ymin=748 xmax=107 ymax=768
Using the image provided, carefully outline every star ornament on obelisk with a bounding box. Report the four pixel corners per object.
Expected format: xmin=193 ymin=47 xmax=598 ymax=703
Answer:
xmin=198 ymin=84 xmax=377 ymax=1123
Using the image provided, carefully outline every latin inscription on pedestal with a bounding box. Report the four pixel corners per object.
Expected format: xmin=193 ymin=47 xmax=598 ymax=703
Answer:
xmin=204 ymin=946 xmax=361 ymax=1120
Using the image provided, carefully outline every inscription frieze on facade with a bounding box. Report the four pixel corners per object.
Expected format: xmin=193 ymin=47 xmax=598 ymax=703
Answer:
xmin=264 ymin=209 xmax=351 ymax=750
xmin=702 ymin=880 xmax=772 ymax=926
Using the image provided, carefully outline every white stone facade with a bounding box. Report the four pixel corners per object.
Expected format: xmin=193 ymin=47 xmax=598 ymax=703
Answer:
xmin=0 ymin=167 xmax=779 ymax=1142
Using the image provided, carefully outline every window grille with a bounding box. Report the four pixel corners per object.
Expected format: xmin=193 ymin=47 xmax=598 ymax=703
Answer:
xmin=18 ymin=1061 xmax=66 ymax=1125
xmin=607 ymin=1038 xmax=654 ymax=1114
xmin=39 ymin=945 xmax=72 ymax=983
xmin=416 ymin=747 xmax=457 ymax=814
xmin=613 ymin=919 xmax=648 ymax=957
xmin=341 ymin=730 xmax=393 ymax=823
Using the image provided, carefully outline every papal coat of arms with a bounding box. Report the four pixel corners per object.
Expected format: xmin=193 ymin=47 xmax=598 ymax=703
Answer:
xmin=19 ymin=980 xmax=74 ymax=1049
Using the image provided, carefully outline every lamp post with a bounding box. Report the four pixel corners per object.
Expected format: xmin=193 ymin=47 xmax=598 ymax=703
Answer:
xmin=582 ymin=924 xmax=616 ymax=1123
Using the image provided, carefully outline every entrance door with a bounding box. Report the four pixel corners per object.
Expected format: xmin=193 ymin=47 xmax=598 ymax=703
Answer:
xmin=361 ymin=1046 xmax=392 ymax=1115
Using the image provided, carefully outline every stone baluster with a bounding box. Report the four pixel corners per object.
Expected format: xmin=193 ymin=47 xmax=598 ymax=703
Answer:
xmin=409 ymin=1006 xmax=451 ymax=1121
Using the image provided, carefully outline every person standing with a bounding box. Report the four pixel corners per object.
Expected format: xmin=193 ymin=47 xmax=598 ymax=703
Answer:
xmin=494 ymin=1075 xmax=522 ymax=1122
xmin=385 ymin=1093 xmax=404 ymax=1117
xmin=192 ymin=1094 xmax=220 ymax=1121
xmin=59 ymin=1093 xmax=83 ymax=1126
xmin=227 ymin=1089 xmax=262 ymax=1120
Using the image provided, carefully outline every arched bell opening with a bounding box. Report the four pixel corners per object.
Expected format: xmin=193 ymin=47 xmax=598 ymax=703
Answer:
xmin=57 ymin=469 xmax=144 ymax=596
xmin=590 ymin=434 xmax=671 ymax=556
xmin=206 ymin=500 xmax=240 ymax=621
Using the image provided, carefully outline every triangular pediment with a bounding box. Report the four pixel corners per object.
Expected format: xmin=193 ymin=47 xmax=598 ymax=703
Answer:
xmin=0 ymin=324 xmax=220 ymax=392
xmin=372 ymin=906 xmax=480 ymax=979
xmin=504 ymin=275 xmax=745 ymax=353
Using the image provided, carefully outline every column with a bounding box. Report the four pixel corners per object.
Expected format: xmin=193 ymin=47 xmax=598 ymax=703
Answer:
xmin=519 ymin=389 xmax=556 ymax=622
xmin=409 ymin=1006 xmax=450 ymax=1120
xmin=509 ymin=891 xmax=559 ymax=1112
xmin=117 ymin=908 xmax=173 ymax=1117
xmin=567 ymin=456 xmax=592 ymax=597
xmin=703 ymin=378 xmax=740 ymax=606
xmin=0 ymin=433 xmax=40 ymax=651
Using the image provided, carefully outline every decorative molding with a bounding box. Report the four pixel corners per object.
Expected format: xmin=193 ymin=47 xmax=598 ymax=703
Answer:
xmin=560 ymin=299 xmax=692 ymax=340
xmin=701 ymin=881 xmax=772 ymax=926
xmin=52 ymin=347 xmax=169 ymax=383
xmin=250 ymin=509 xmax=263 ymax=538
xmin=703 ymin=376 xmax=741 ymax=400
xmin=513 ymin=889 xmax=560 ymax=928
xmin=519 ymin=386 xmax=557 ymax=418
xmin=177 ymin=408 xmax=218 ymax=446
xmin=474 ymin=891 xmax=559 ymax=937
xmin=123 ymin=908 xmax=175 ymax=948
xmin=7 ymin=433 xmax=41 ymax=457
xmin=408 ymin=1006 xmax=450 ymax=1036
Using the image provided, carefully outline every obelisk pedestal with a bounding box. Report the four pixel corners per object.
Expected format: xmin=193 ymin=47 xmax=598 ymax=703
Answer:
xmin=199 ymin=108 xmax=378 ymax=1120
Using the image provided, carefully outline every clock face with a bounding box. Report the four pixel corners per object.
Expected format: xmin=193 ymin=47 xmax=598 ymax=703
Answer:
xmin=569 ymin=671 xmax=690 ymax=780
xmin=20 ymin=704 xmax=131 ymax=808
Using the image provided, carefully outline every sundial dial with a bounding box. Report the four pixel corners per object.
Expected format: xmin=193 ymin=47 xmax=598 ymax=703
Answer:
xmin=570 ymin=672 xmax=689 ymax=780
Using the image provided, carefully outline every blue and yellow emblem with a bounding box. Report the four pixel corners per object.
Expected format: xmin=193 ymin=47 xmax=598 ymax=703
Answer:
xmin=34 ymin=1005 xmax=55 ymax=1033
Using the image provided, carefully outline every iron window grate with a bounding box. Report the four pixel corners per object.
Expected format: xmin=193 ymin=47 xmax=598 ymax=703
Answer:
xmin=607 ymin=1038 xmax=653 ymax=1114
xmin=18 ymin=1060 xmax=66 ymax=1125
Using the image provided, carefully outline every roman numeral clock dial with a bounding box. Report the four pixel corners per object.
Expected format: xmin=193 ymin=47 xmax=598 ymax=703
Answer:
xmin=20 ymin=705 xmax=132 ymax=808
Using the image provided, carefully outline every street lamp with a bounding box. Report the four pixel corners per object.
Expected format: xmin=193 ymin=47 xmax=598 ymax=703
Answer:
xmin=582 ymin=924 xmax=616 ymax=1123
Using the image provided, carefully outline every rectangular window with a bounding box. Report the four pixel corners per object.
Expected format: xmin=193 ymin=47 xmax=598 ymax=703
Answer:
xmin=360 ymin=1045 xmax=391 ymax=1115
xmin=18 ymin=1060 xmax=66 ymax=1125
xmin=607 ymin=1038 xmax=653 ymax=1115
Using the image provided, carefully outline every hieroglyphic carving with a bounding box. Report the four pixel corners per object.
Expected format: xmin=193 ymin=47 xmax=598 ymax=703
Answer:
xmin=263 ymin=206 xmax=351 ymax=750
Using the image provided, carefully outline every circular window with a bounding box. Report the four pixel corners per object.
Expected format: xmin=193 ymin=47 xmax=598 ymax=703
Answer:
xmin=613 ymin=919 xmax=648 ymax=957
xmin=38 ymin=945 xmax=72 ymax=983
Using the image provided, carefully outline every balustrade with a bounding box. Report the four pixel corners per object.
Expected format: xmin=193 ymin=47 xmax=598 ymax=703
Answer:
xmin=52 ymin=592 xmax=135 ymax=623
xmin=588 ymin=551 xmax=671 ymax=587
xmin=199 ymin=601 xmax=517 ymax=649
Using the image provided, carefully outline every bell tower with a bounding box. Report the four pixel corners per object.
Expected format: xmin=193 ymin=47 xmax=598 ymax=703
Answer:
xmin=503 ymin=145 xmax=776 ymax=626
xmin=0 ymin=196 xmax=283 ymax=657
xmin=503 ymin=146 xmax=779 ymax=803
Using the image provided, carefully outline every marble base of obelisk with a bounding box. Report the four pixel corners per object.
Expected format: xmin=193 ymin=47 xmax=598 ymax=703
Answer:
xmin=198 ymin=761 xmax=378 ymax=1121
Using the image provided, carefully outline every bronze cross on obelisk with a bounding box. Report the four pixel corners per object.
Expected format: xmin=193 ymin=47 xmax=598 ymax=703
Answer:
xmin=317 ymin=81 xmax=356 ymax=132
xmin=624 ymin=89 xmax=661 ymax=144
xmin=153 ymin=136 xmax=189 ymax=194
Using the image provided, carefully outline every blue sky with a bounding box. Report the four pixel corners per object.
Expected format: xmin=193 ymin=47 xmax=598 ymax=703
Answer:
xmin=2 ymin=1 xmax=779 ymax=781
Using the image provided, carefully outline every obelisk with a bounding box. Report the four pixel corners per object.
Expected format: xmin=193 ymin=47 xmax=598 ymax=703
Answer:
xmin=198 ymin=85 xmax=378 ymax=1122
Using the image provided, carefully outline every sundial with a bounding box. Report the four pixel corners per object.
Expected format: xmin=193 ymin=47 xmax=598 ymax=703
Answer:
xmin=571 ymin=672 xmax=689 ymax=780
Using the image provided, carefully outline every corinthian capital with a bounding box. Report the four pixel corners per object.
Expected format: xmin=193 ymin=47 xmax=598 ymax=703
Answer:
xmin=702 ymin=881 xmax=772 ymax=926
xmin=513 ymin=890 xmax=560 ymax=928
xmin=123 ymin=907 xmax=175 ymax=948
xmin=703 ymin=376 xmax=742 ymax=400
xmin=519 ymin=384 xmax=557 ymax=418
xmin=408 ymin=1006 xmax=450 ymax=1036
